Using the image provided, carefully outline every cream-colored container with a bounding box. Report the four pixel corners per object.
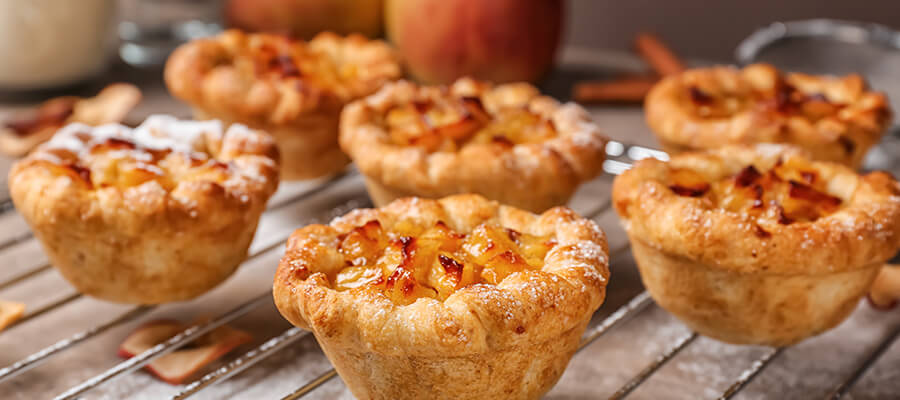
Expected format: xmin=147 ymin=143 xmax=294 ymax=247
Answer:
xmin=0 ymin=0 xmax=116 ymax=90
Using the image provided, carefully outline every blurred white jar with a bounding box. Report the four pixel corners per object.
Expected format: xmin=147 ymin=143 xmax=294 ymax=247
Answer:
xmin=0 ymin=0 xmax=116 ymax=90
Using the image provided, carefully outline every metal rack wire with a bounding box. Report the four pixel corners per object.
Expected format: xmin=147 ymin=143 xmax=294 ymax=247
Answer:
xmin=0 ymin=140 xmax=897 ymax=399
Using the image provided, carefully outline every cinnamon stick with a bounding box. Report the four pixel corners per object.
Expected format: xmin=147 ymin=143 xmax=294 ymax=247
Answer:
xmin=573 ymin=76 xmax=658 ymax=104
xmin=634 ymin=32 xmax=686 ymax=76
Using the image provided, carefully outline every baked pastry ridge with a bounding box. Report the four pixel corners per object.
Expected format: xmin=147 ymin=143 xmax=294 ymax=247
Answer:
xmin=644 ymin=63 xmax=891 ymax=168
xmin=9 ymin=115 xmax=280 ymax=304
xmin=165 ymin=29 xmax=401 ymax=180
xmin=339 ymin=78 xmax=608 ymax=213
xmin=613 ymin=144 xmax=900 ymax=345
xmin=274 ymin=194 xmax=610 ymax=400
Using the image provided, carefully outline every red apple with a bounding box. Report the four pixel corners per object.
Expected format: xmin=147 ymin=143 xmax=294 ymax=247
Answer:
xmin=118 ymin=319 xmax=253 ymax=384
xmin=224 ymin=0 xmax=383 ymax=39
xmin=385 ymin=0 xmax=563 ymax=84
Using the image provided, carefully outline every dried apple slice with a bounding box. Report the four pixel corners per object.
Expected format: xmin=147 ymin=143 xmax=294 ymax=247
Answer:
xmin=70 ymin=83 xmax=142 ymax=126
xmin=0 ymin=83 xmax=141 ymax=157
xmin=868 ymin=264 xmax=900 ymax=310
xmin=118 ymin=319 xmax=252 ymax=384
xmin=0 ymin=97 xmax=78 ymax=157
xmin=0 ymin=300 xmax=25 ymax=332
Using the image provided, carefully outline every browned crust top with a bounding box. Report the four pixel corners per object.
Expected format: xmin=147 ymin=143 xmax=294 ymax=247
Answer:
xmin=613 ymin=144 xmax=900 ymax=274
xmin=645 ymin=63 xmax=891 ymax=163
xmin=9 ymin=116 xmax=280 ymax=231
xmin=339 ymin=78 xmax=607 ymax=201
xmin=165 ymin=30 xmax=401 ymax=126
xmin=274 ymin=194 xmax=610 ymax=356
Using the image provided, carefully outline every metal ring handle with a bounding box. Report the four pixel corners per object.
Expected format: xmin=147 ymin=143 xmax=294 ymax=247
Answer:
xmin=735 ymin=19 xmax=900 ymax=66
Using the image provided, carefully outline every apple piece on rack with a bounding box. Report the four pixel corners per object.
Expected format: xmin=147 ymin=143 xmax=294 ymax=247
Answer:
xmin=0 ymin=97 xmax=78 ymax=157
xmin=118 ymin=319 xmax=253 ymax=384
xmin=868 ymin=264 xmax=900 ymax=310
xmin=0 ymin=83 xmax=141 ymax=157
xmin=71 ymin=83 xmax=142 ymax=128
xmin=0 ymin=300 xmax=25 ymax=332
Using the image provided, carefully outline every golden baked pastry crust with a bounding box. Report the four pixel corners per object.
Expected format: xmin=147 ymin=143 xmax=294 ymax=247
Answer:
xmin=340 ymin=78 xmax=608 ymax=213
xmin=165 ymin=29 xmax=401 ymax=180
xmin=9 ymin=115 xmax=280 ymax=304
xmin=645 ymin=64 xmax=891 ymax=168
xmin=613 ymin=144 xmax=900 ymax=345
xmin=274 ymin=194 xmax=609 ymax=400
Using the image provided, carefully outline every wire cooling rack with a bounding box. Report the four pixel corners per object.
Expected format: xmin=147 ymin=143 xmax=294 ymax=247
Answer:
xmin=0 ymin=139 xmax=898 ymax=399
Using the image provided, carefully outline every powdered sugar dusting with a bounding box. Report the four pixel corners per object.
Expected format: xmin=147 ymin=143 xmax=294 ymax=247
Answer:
xmin=45 ymin=115 xmax=219 ymax=155
xmin=555 ymin=102 xmax=605 ymax=150
xmin=133 ymin=115 xmax=218 ymax=152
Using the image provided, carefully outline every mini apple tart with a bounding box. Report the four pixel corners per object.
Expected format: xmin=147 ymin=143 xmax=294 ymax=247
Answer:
xmin=165 ymin=29 xmax=401 ymax=180
xmin=8 ymin=115 xmax=279 ymax=304
xmin=613 ymin=144 xmax=900 ymax=346
xmin=339 ymin=78 xmax=607 ymax=213
xmin=274 ymin=194 xmax=609 ymax=400
xmin=645 ymin=63 xmax=891 ymax=168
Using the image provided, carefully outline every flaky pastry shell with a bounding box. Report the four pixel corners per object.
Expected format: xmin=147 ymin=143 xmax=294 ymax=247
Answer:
xmin=339 ymin=78 xmax=607 ymax=213
xmin=9 ymin=116 xmax=279 ymax=304
xmin=274 ymin=194 xmax=609 ymax=399
xmin=165 ymin=29 xmax=401 ymax=180
xmin=645 ymin=64 xmax=891 ymax=168
xmin=613 ymin=144 xmax=900 ymax=345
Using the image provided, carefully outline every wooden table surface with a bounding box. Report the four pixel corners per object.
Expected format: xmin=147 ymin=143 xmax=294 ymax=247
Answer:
xmin=0 ymin=48 xmax=898 ymax=400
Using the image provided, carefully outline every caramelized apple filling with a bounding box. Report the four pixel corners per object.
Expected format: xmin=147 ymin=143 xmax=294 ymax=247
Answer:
xmin=384 ymin=96 xmax=558 ymax=152
xmin=669 ymin=158 xmax=844 ymax=225
xmin=235 ymin=33 xmax=359 ymax=93
xmin=684 ymin=85 xmax=752 ymax=119
xmin=683 ymin=68 xmax=847 ymax=121
xmin=35 ymin=130 xmax=230 ymax=191
xmin=332 ymin=220 xmax=557 ymax=305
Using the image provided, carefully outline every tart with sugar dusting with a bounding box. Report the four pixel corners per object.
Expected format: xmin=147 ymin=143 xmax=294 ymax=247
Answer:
xmin=8 ymin=115 xmax=279 ymax=304
xmin=645 ymin=63 xmax=891 ymax=168
xmin=613 ymin=144 xmax=900 ymax=346
xmin=274 ymin=194 xmax=609 ymax=400
xmin=165 ymin=29 xmax=401 ymax=180
xmin=0 ymin=83 xmax=141 ymax=157
xmin=339 ymin=78 xmax=608 ymax=213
